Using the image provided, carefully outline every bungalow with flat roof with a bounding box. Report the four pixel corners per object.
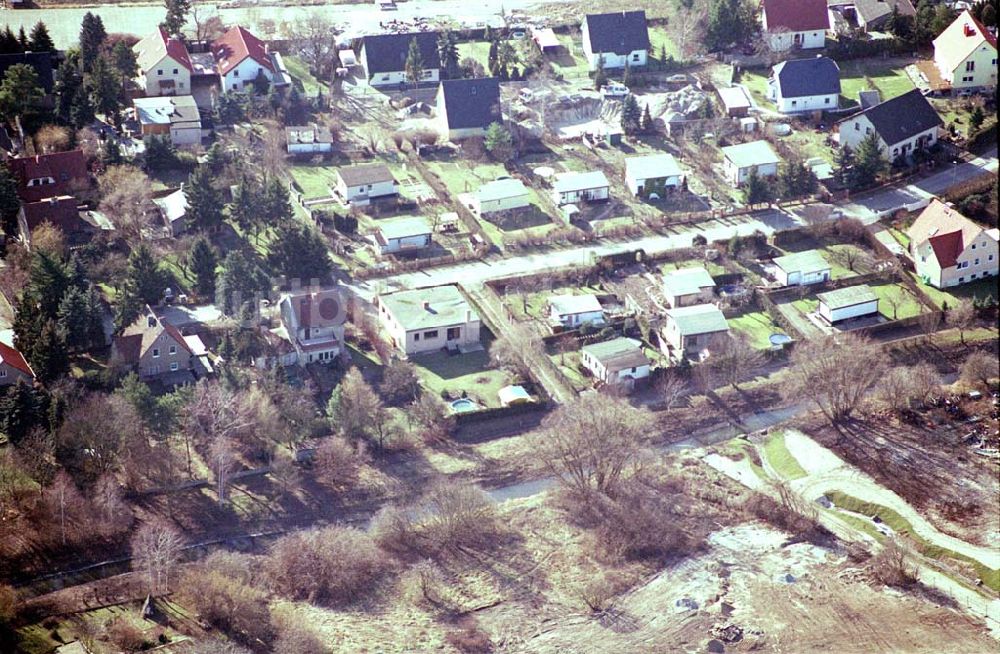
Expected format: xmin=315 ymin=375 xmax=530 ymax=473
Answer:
xmin=836 ymin=89 xmax=942 ymax=161
xmin=472 ymin=178 xmax=530 ymax=215
xmin=663 ymin=267 xmax=716 ymax=308
xmin=371 ymin=215 xmax=432 ymax=256
xmin=133 ymin=95 xmax=202 ymax=146
xmin=662 ymin=304 xmax=730 ymax=358
xmin=761 ymin=0 xmax=830 ymax=51
xmin=768 ymin=56 xmax=840 ymax=113
xmin=436 ymin=77 xmax=502 ymax=141
xmin=907 ymin=199 xmax=999 ymax=288
xmin=286 ymin=124 xmax=333 ymax=154
xmin=625 ymin=153 xmax=684 ymax=198
xmin=721 ymin=140 xmax=781 ymax=186
xmin=361 ymin=32 xmax=441 ymax=87
xmin=580 ymin=337 xmax=651 ymax=387
xmin=377 ymin=285 xmax=481 ymax=356
xmin=552 ymin=170 xmax=610 ymax=205
xmin=548 ymin=294 xmax=606 ymax=329
xmin=581 ymin=11 xmax=650 ymax=70
xmin=772 ymin=249 xmax=831 ymax=286
xmin=718 ymin=86 xmax=752 ymax=117
xmin=334 ymin=163 xmax=398 ymax=204
xmin=817 ymin=284 xmax=880 ymax=323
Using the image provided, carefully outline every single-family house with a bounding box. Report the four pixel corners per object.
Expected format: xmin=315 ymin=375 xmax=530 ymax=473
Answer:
xmin=133 ymin=28 xmax=193 ymax=97
xmin=360 ymin=32 xmax=441 ymax=87
xmin=836 ymin=89 xmax=942 ymax=160
xmin=0 ymin=52 xmax=54 ymax=96
xmin=133 ymin=95 xmax=203 ymax=146
xmin=853 ymin=0 xmax=916 ymax=32
xmin=662 ymin=304 xmax=730 ymax=358
xmin=212 ymin=26 xmax=276 ymax=92
xmin=153 ymin=188 xmax=189 ymax=237
xmin=285 ymin=124 xmax=333 ymax=154
xmin=581 ymin=11 xmax=650 ymax=71
xmin=8 ymin=150 xmax=89 ymax=203
xmin=377 ymin=285 xmax=481 ymax=356
xmin=548 ymin=294 xmax=605 ymax=329
xmin=663 ymin=267 xmax=716 ymax=308
xmin=472 ymin=178 xmax=531 ymax=215
xmin=768 ymin=56 xmax=841 ymax=113
xmin=334 ymin=164 xmax=398 ymax=204
xmin=436 ymin=77 xmax=502 ymax=141
xmin=907 ymin=199 xmax=999 ymax=288
xmin=761 ymin=0 xmax=830 ymax=51
xmin=0 ymin=341 xmax=35 ymax=387
xmin=17 ymin=196 xmax=87 ymax=245
xmin=580 ymin=337 xmax=651 ymax=387
xmin=624 ymin=153 xmax=684 ymax=197
xmin=817 ymin=284 xmax=880 ymax=323
xmin=552 ymin=171 xmax=610 ymax=205
xmin=721 ymin=140 xmax=781 ymax=186
xmin=278 ymin=289 xmax=345 ymax=366
xmin=718 ymin=86 xmax=752 ymax=118
xmin=371 ymin=215 xmax=433 ymax=255
xmin=111 ymin=306 xmax=194 ymax=380
xmin=933 ymin=10 xmax=998 ymax=91
xmin=772 ymin=249 xmax=831 ymax=286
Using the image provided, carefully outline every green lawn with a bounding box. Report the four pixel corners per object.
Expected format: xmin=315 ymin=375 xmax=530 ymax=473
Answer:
xmin=737 ymin=70 xmax=774 ymax=110
xmin=284 ymin=54 xmax=325 ymax=96
xmin=425 ymin=160 xmax=508 ymax=198
xmin=837 ymin=60 xmax=916 ymax=105
xmin=549 ymin=351 xmax=590 ymax=392
xmin=411 ymin=350 xmax=511 ymax=408
xmin=728 ymin=310 xmax=787 ymax=350
xmin=822 ymin=243 xmax=869 ymax=279
xmin=910 ymin=274 xmax=1000 ymax=310
xmin=647 ymin=26 xmax=682 ymax=62
xmin=762 ymin=431 xmax=808 ymax=480
xmin=289 ymin=164 xmax=338 ymax=199
xmin=870 ymin=283 xmax=923 ymax=320
xmin=551 ymin=34 xmax=590 ymax=79
xmin=457 ymin=41 xmax=491 ymax=69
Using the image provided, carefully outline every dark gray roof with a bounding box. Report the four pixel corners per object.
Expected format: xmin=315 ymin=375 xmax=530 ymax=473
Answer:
xmin=361 ymin=32 xmax=440 ymax=75
xmin=438 ymin=78 xmax=501 ymax=130
xmin=855 ymin=0 xmax=915 ymax=27
xmin=772 ymin=56 xmax=841 ymax=98
xmin=858 ymin=89 xmax=881 ymax=109
xmin=841 ymin=89 xmax=943 ymax=146
xmin=583 ymin=11 xmax=650 ymax=56
xmin=0 ymin=51 xmax=54 ymax=93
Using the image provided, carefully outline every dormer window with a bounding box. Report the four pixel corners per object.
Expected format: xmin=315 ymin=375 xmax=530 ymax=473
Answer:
xmin=147 ymin=316 xmax=158 ymax=328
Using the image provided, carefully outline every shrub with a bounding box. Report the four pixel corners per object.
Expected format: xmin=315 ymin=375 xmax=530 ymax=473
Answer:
xmin=314 ymin=436 xmax=366 ymax=490
xmin=105 ymin=617 xmax=146 ymax=651
xmin=870 ymin=539 xmax=917 ymax=588
xmin=180 ymin=558 xmax=272 ymax=644
xmin=445 ymin=622 xmax=493 ymax=654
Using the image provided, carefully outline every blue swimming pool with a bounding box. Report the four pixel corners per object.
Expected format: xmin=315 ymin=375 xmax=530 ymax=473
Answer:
xmin=450 ymin=398 xmax=478 ymax=413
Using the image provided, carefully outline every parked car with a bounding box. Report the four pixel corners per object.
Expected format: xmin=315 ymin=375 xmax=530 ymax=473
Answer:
xmin=601 ymin=82 xmax=629 ymax=98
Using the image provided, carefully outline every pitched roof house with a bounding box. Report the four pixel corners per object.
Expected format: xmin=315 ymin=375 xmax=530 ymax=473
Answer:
xmin=153 ymin=188 xmax=189 ymax=237
xmin=8 ymin=150 xmax=89 ymax=203
xmin=836 ymin=89 xmax=942 ymax=160
xmin=0 ymin=341 xmax=35 ymax=387
xmin=662 ymin=267 xmax=716 ymax=308
xmin=720 ymin=140 xmax=781 ymax=186
xmin=853 ymin=0 xmax=916 ymax=32
xmin=212 ymin=26 xmax=276 ymax=92
xmin=907 ymin=199 xmax=999 ymax=289
xmin=133 ymin=28 xmax=193 ymax=97
xmin=377 ymin=285 xmax=481 ymax=356
xmin=580 ymin=337 xmax=651 ymax=387
xmin=761 ymin=0 xmax=830 ymax=51
xmin=361 ymin=32 xmax=441 ymax=87
xmin=624 ymin=153 xmax=684 ymax=197
xmin=18 ymin=195 xmax=87 ymax=245
xmin=436 ymin=77 xmax=502 ymax=140
xmin=768 ymin=56 xmax=840 ymax=113
xmin=581 ymin=11 xmax=650 ymax=70
xmin=278 ymin=289 xmax=345 ymax=366
xmin=772 ymin=249 xmax=831 ymax=286
xmin=933 ymin=10 xmax=998 ymax=90
xmin=111 ymin=306 xmax=195 ymax=381
xmin=334 ymin=163 xmax=398 ymax=204
xmin=662 ymin=304 xmax=730 ymax=358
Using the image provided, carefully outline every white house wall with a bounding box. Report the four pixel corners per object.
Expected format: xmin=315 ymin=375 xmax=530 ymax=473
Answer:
xmin=820 ymin=299 xmax=879 ymax=323
xmin=221 ymin=57 xmax=274 ymax=93
xmin=553 ymin=187 xmax=610 ymax=204
xmin=140 ymin=55 xmax=191 ymax=96
xmin=938 ymin=43 xmax=998 ymax=89
xmin=775 ymin=92 xmax=838 ymax=113
xmin=169 ymin=125 xmax=201 ymax=146
xmin=725 ymin=161 xmax=778 ymax=186
xmin=382 ymin=234 xmax=431 ymax=254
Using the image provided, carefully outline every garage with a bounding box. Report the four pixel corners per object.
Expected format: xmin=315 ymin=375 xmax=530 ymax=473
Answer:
xmin=817 ymin=285 xmax=880 ymax=324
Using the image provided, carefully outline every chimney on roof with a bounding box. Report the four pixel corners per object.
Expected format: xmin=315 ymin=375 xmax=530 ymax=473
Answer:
xmin=147 ymin=315 xmax=158 ymax=328
xmin=964 ymin=24 xmax=976 ymax=37
xmin=422 ymin=300 xmax=430 ymax=310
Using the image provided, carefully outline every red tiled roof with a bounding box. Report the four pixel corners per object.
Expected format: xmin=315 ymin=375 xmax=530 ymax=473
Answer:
xmin=212 ymin=26 xmax=273 ymax=76
xmin=762 ymin=0 xmax=830 ymax=32
xmin=8 ymin=150 xmax=89 ymax=203
xmin=928 ymin=231 xmax=964 ymax=269
xmin=0 ymin=341 xmax=34 ymax=378
xmin=20 ymin=196 xmax=83 ymax=234
xmin=134 ymin=27 xmax=192 ymax=73
xmin=163 ymin=322 xmax=194 ymax=355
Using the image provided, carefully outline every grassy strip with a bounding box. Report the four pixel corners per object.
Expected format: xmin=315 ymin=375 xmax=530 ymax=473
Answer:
xmin=827 ymin=491 xmax=999 ymax=592
xmin=762 ymin=432 xmax=808 ymax=480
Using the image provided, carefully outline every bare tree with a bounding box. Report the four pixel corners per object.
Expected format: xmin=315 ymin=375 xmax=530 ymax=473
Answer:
xmin=538 ymin=394 xmax=650 ymax=496
xmin=877 ymin=365 xmax=941 ymax=412
xmin=664 ymin=0 xmax=708 ymax=60
xmin=93 ymin=473 xmax=131 ymax=531
xmin=946 ymin=299 xmax=977 ymax=345
xmin=870 ymin=539 xmax=917 ymax=587
xmin=960 ymin=350 xmax=999 ymax=389
xmin=782 ymin=333 xmax=886 ymax=423
xmin=327 ymin=368 xmax=399 ymax=450
xmin=293 ymin=16 xmax=339 ymax=80
xmin=131 ymin=520 xmax=185 ymax=594
xmin=268 ymin=454 xmax=301 ymax=500
xmin=381 ymin=359 xmax=421 ymax=404
xmin=190 ymin=5 xmax=226 ymax=43
xmin=34 ymin=125 xmax=71 ymax=153
xmin=97 ymin=165 xmax=156 ymax=243
xmin=918 ymin=308 xmax=942 ymax=341
xmin=209 ymin=436 xmax=237 ymax=506
xmin=314 ymin=435 xmax=365 ymax=490
xmin=408 ymin=392 xmax=454 ymax=441
xmin=657 ymin=372 xmax=690 ymax=410
xmin=883 ymin=292 xmax=903 ymax=320
xmin=183 ymin=381 xmax=257 ymax=476
xmin=831 ymin=246 xmax=875 ymax=273
xmin=44 ymin=472 xmax=83 ymax=546
xmin=489 ymin=322 xmax=542 ymax=381
xmin=708 ymin=333 xmax=765 ymax=390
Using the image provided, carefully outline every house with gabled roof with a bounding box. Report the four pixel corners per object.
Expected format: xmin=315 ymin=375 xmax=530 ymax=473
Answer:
xmin=853 ymin=0 xmax=916 ymax=33
xmin=662 ymin=304 xmax=730 ymax=359
xmin=663 ymin=267 xmax=716 ymax=308
xmin=772 ymin=249 xmax=831 ymax=286
xmin=111 ymin=306 xmax=195 ymax=381
xmin=436 ymin=77 xmax=502 ymax=141
xmin=580 ymin=337 xmax=651 ymax=387
xmin=721 ymin=140 xmax=780 ymax=186
xmin=154 ymin=188 xmax=189 ymax=237
xmin=133 ymin=27 xmax=193 ymax=97
xmin=334 ymin=163 xmax=398 ymax=205
xmin=625 ymin=153 xmax=684 ymax=197
xmin=907 ymin=199 xmax=999 ymax=288
xmin=360 ymin=32 xmax=441 ymax=88
xmin=212 ymin=26 xmax=276 ymax=93
xmin=8 ymin=150 xmax=89 ymax=204
xmin=768 ymin=56 xmax=840 ymax=113
xmin=278 ymin=288 xmax=345 ymax=366
xmin=836 ymin=89 xmax=942 ymax=161
xmin=933 ymin=9 xmax=998 ymax=91
xmin=581 ymin=11 xmax=650 ymax=71
xmin=0 ymin=341 xmax=35 ymax=387
xmin=377 ymin=285 xmax=481 ymax=356
xmin=761 ymin=0 xmax=830 ymax=51
xmin=17 ymin=196 xmax=89 ymax=246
